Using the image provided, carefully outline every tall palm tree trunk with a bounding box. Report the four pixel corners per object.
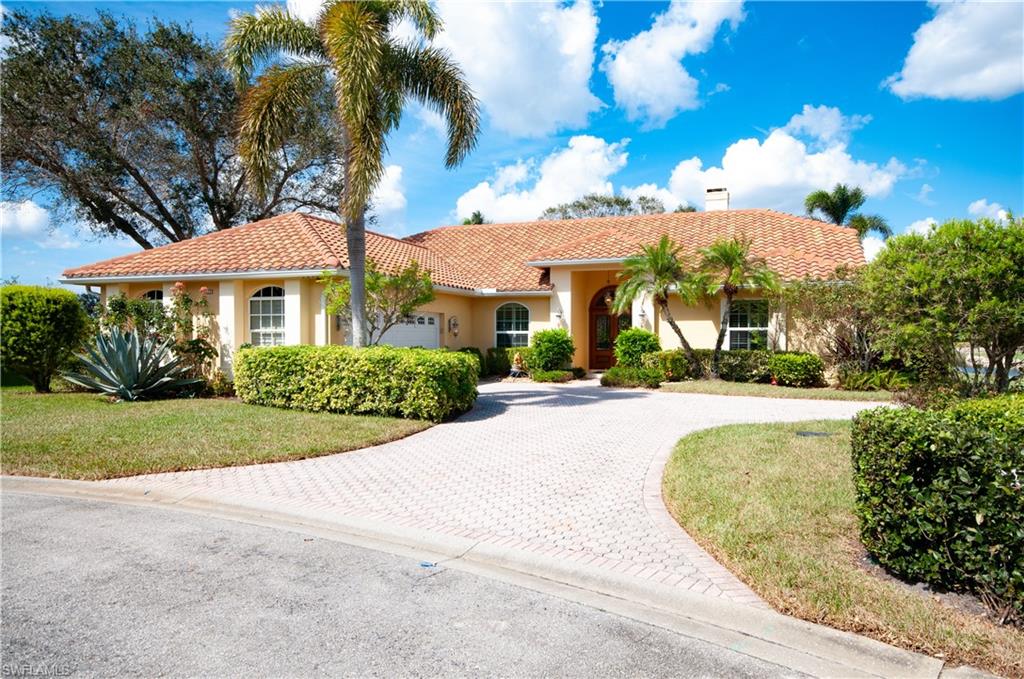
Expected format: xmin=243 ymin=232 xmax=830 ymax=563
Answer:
xmin=659 ymin=299 xmax=703 ymax=377
xmin=345 ymin=207 xmax=367 ymax=347
xmin=710 ymin=294 xmax=732 ymax=378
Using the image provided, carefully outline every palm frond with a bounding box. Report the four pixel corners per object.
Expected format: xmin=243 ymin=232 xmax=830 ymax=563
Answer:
xmin=382 ymin=0 xmax=441 ymax=40
xmin=238 ymin=63 xmax=328 ymax=198
xmin=320 ymin=1 xmax=387 ymax=124
xmin=847 ymin=213 xmax=893 ymax=240
xmin=224 ymin=7 xmax=324 ymax=86
xmin=390 ymin=43 xmax=480 ymax=168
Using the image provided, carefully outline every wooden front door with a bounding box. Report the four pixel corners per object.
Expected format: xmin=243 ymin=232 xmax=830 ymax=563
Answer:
xmin=589 ymin=286 xmax=632 ymax=369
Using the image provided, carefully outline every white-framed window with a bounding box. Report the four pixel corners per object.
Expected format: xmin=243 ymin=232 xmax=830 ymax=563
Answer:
xmin=142 ymin=289 xmax=163 ymax=304
xmin=495 ymin=302 xmax=529 ymax=348
xmin=249 ymin=286 xmax=285 ymax=346
xmin=726 ymin=300 xmax=770 ymax=350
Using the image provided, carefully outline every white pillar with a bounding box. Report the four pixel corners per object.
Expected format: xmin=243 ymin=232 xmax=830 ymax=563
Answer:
xmin=284 ymin=279 xmax=303 ymax=345
xmin=217 ymin=281 xmax=239 ymax=375
xmin=549 ymin=268 xmax=572 ymax=332
xmin=161 ymin=282 xmax=175 ymax=311
xmin=632 ymin=293 xmax=656 ymax=332
xmin=770 ymin=301 xmax=788 ymax=351
xmin=314 ymin=290 xmax=329 ymax=346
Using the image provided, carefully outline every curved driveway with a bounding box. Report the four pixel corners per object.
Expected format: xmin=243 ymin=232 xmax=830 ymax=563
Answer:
xmin=102 ymin=379 xmax=882 ymax=606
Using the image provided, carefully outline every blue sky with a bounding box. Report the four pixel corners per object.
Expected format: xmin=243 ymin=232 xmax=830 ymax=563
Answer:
xmin=2 ymin=0 xmax=1022 ymax=286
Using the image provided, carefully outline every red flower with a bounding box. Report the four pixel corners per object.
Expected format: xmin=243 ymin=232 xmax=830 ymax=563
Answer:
xmin=199 ymin=286 xmax=211 ymax=296
xmin=173 ymin=281 xmax=186 ymax=291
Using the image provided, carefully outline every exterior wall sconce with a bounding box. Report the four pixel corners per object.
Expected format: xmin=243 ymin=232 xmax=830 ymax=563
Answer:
xmin=448 ymin=316 xmax=460 ymax=337
xmin=555 ymin=311 xmax=563 ymax=321
xmin=639 ymin=309 xmax=647 ymax=323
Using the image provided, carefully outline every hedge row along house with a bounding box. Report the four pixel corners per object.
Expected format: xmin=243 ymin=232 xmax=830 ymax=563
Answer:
xmin=61 ymin=189 xmax=865 ymax=376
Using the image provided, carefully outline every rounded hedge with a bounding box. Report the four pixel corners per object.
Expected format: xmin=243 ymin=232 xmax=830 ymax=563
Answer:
xmin=1 ymin=285 xmax=89 ymax=392
xmin=600 ymin=366 xmax=665 ymax=389
xmin=852 ymin=395 xmax=1023 ymax=620
xmin=530 ymin=328 xmax=575 ymax=371
xmin=613 ymin=328 xmax=661 ymax=368
xmin=768 ymin=353 xmax=824 ymax=387
xmin=234 ymin=345 xmax=478 ymax=422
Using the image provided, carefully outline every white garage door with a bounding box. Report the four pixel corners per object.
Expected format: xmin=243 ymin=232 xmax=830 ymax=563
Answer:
xmin=377 ymin=313 xmax=441 ymax=348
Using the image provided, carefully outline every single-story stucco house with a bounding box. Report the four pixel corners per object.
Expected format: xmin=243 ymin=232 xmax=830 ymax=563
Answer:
xmin=61 ymin=189 xmax=865 ymax=375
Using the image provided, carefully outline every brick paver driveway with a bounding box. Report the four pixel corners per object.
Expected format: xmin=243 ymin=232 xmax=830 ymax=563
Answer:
xmin=103 ymin=379 xmax=881 ymax=606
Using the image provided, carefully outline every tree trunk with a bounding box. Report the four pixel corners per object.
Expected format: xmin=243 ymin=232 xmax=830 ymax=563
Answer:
xmin=659 ymin=300 xmax=703 ymax=378
xmin=346 ymin=207 xmax=368 ymax=348
xmin=711 ymin=294 xmax=731 ymax=379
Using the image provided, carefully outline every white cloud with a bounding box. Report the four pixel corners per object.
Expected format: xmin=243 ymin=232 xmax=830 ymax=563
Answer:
xmin=0 ymin=200 xmax=50 ymax=237
xmin=906 ymin=217 xmax=937 ymax=235
xmin=885 ymin=1 xmax=1024 ymax=101
xmin=285 ymin=0 xmax=320 ymax=24
xmin=782 ymin=104 xmax=871 ymax=148
xmin=967 ymin=198 xmax=1009 ymax=221
xmin=371 ymin=165 xmax=407 ymax=228
xmin=600 ymin=0 xmax=744 ymax=128
xmin=435 ymin=0 xmax=601 ymax=137
xmin=913 ymin=183 xmax=935 ymax=206
xmin=637 ymin=107 xmax=905 ymax=213
xmin=620 ymin=183 xmax=685 ymax=211
xmin=40 ymin=230 xmax=80 ymax=250
xmin=862 ymin=235 xmax=886 ymax=262
xmin=454 ymin=136 xmax=629 ymax=222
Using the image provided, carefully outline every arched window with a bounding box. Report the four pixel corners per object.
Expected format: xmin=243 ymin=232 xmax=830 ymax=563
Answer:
xmin=495 ymin=302 xmax=529 ymax=348
xmin=142 ymin=289 xmax=163 ymax=304
xmin=249 ymin=286 xmax=285 ymax=346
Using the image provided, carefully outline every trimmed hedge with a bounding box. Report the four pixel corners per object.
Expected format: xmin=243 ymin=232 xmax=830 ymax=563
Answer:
xmin=530 ymin=328 xmax=575 ymax=371
xmin=600 ymin=366 xmax=665 ymax=389
xmin=457 ymin=347 xmax=486 ymax=376
xmin=235 ymin=345 xmax=478 ymax=422
xmin=486 ymin=347 xmax=534 ymax=376
xmin=768 ymin=353 xmax=825 ymax=387
xmin=613 ymin=328 xmax=661 ymax=368
xmin=531 ymin=369 xmax=574 ymax=383
xmin=852 ymin=396 xmax=1024 ymax=619
xmin=1 ymin=285 xmax=90 ymax=392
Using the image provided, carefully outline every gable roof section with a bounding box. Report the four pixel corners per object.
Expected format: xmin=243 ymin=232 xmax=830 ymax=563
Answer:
xmin=407 ymin=209 xmax=865 ymax=286
xmin=63 ymin=209 xmax=865 ymax=290
xmin=62 ymin=213 xmax=474 ymax=290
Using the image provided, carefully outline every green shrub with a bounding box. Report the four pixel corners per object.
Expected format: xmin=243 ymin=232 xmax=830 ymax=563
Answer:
xmin=530 ymin=328 xmax=575 ymax=371
xmin=600 ymin=366 xmax=665 ymax=389
xmin=486 ymin=347 xmax=534 ymax=376
xmin=717 ymin=349 xmax=772 ymax=383
xmin=1 ymin=285 xmax=90 ymax=392
xmin=851 ymin=396 xmax=1024 ymax=620
xmin=768 ymin=353 xmax=825 ymax=387
xmin=838 ymin=366 xmax=912 ymax=392
xmin=613 ymin=328 xmax=661 ymax=368
xmin=531 ymin=369 xmax=573 ymax=383
xmin=63 ymin=327 xmax=204 ymax=401
xmin=571 ymin=366 xmax=587 ymax=380
xmin=457 ymin=347 xmax=486 ymax=376
xmin=235 ymin=345 xmax=477 ymax=422
xmin=642 ymin=349 xmax=712 ymax=381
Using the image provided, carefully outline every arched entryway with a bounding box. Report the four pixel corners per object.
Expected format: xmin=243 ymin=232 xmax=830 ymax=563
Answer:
xmin=589 ymin=286 xmax=632 ymax=369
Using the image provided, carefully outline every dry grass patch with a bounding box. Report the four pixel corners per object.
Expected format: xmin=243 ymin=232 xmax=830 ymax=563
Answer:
xmin=659 ymin=380 xmax=892 ymax=401
xmin=663 ymin=420 xmax=1023 ymax=678
xmin=1 ymin=387 xmax=429 ymax=480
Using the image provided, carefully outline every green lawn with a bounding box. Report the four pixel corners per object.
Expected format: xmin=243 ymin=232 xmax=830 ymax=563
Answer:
xmin=663 ymin=420 xmax=1023 ymax=678
xmin=659 ymin=380 xmax=892 ymax=401
xmin=1 ymin=387 xmax=429 ymax=480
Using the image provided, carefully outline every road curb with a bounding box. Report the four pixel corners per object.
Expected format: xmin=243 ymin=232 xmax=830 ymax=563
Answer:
xmin=3 ymin=475 xmax=956 ymax=678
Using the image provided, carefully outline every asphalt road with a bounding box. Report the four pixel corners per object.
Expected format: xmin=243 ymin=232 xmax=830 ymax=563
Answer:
xmin=1 ymin=492 xmax=793 ymax=678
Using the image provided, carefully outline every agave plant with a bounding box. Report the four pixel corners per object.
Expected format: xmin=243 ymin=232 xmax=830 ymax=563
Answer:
xmin=63 ymin=327 xmax=204 ymax=401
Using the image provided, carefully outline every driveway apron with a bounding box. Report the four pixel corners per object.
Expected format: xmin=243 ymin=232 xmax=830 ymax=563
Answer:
xmin=101 ymin=379 xmax=881 ymax=606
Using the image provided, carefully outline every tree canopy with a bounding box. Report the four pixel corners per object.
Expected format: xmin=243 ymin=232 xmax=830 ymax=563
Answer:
xmin=540 ymin=193 xmax=667 ymax=220
xmin=804 ymin=184 xmax=892 ymax=240
xmin=0 ymin=11 xmax=344 ymax=248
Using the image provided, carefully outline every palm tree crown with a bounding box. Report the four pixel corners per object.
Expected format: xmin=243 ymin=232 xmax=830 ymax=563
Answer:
xmin=804 ymin=183 xmax=892 ymax=241
xmin=614 ymin=235 xmax=703 ymax=376
xmin=697 ymin=238 xmax=780 ymax=377
xmin=225 ymin=1 xmax=480 ymax=345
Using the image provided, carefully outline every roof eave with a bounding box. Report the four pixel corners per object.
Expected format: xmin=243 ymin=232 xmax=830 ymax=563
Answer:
xmin=526 ymin=257 xmax=628 ymax=267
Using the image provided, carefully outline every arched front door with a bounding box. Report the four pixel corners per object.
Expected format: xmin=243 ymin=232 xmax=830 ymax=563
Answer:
xmin=589 ymin=286 xmax=632 ymax=369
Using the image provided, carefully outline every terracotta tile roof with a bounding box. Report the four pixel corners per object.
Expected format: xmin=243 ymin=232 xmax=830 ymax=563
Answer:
xmin=64 ymin=209 xmax=864 ymax=290
xmin=62 ymin=213 xmax=474 ymax=290
xmin=407 ymin=209 xmax=865 ymax=287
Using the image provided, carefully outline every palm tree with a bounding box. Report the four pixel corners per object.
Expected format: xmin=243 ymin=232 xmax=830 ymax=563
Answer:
xmin=697 ymin=238 xmax=780 ymax=379
xmin=225 ymin=1 xmax=480 ymax=346
xmin=613 ymin=236 xmax=704 ymax=377
xmin=804 ymin=183 xmax=892 ymax=241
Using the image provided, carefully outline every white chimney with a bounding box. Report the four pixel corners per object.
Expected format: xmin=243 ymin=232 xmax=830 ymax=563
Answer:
xmin=705 ymin=187 xmax=730 ymax=211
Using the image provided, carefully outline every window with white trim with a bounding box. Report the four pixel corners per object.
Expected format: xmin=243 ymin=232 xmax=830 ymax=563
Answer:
xmin=142 ymin=289 xmax=163 ymax=304
xmin=249 ymin=286 xmax=286 ymax=346
xmin=495 ymin=302 xmax=529 ymax=348
xmin=727 ymin=300 xmax=770 ymax=350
